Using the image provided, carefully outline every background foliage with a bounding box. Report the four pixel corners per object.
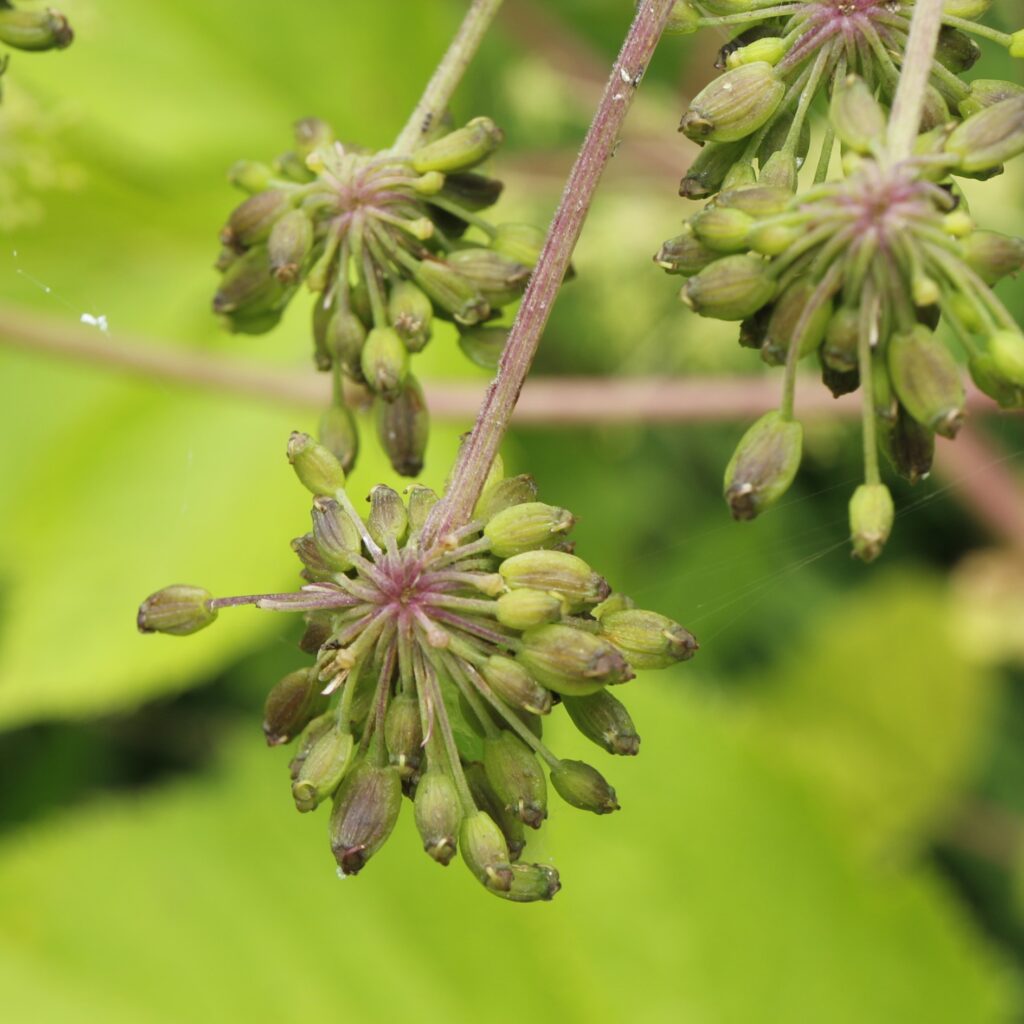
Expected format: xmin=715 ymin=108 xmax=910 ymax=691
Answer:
xmin=1 ymin=1 xmax=1023 ymax=1020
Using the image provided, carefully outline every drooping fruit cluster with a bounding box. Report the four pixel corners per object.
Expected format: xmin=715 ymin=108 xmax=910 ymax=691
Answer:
xmin=667 ymin=0 xmax=1024 ymax=198
xmin=138 ymin=436 xmax=697 ymax=902
xmin=0 ymin=2 xmax=73 ymax=100
xmin=660 ymin=0 xmax=1024 ymax=562
xmin=213 ymin=116 xmax=545 ymax=477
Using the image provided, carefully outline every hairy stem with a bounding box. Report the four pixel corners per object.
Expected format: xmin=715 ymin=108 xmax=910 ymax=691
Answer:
xmin=886 ymin=0 xmax=944 ymax=160
xmin=393 ymin=0 xmax=505 ymax=153
xmin=423 ymin=0 xmax=676 ymax=544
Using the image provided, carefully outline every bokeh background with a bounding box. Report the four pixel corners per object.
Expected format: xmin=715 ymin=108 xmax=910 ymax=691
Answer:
xmin=2 ymin=1 xmax=1024 ymax=1020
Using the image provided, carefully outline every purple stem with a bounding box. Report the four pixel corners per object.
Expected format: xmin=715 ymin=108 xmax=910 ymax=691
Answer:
xmin=421 ymin=0 xmax=676 ymax=544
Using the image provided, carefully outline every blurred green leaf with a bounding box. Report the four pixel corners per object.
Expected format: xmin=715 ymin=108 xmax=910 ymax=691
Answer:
xmin=747 ymin=575 xmax=999 ymax=859
xmin=0 ymin=678 xmax=1016 ymax=1024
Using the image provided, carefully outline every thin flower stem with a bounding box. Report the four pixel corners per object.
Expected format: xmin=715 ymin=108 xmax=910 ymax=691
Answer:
xmin=858 ymin=285 xmax=882 ymax=486
xmin=392 ymin=0 xmax=506 ymax=153
xmin=887 ymin=0 xmax=945 ymax=161
xmin=423 ymin=0 xmax=676 ymax=544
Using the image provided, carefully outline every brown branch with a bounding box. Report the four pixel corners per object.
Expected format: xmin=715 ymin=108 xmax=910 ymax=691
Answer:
xmin=3 ymin=302 xmax=1022 ymax=547
xmin=0 ymin=303 xmax=1014 ymax=421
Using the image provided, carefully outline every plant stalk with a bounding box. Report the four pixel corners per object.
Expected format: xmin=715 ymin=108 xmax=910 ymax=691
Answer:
xmin=886 ymin=0 xmax=945 ymax=160
xmin=393 ymin=0 xmax=506 ymax=153
xmin=423 ymin=0 xmax=676 ymax=543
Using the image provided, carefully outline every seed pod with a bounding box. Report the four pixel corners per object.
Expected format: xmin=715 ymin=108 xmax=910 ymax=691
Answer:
xmin=887 ymin=326 xmax=965 ymax=438
xmin=413 ymin=259 xmax=489 ymax=325
xmin=465 ymin=762 xmax=526 ymax=861
xmin=288 ymin=713 xmax=334 ymax=781
xmin=737 ymin=306 xmax=771 ymax=350
xmin=550 ymin=760 xmax=619 ymax=815
xmin=679 ymin=139 xmax=748 ymax=198
xmin=491 ymin=863 xmax=561 ymax=903
xmin=961 ymin=231 xmax=1024 ymax=285
xmin=1013 ymin=29 xmax=1024 ymax=58
xmin=292 ymin=725 xmax=355 ymax=812
xmin=411 ymin=117 xmax=505 ymax=174
xmin=655 ymin=226 xmax=719 ymax=276
xmin=821 ymin=363 xmax=860 ymax=399
xmin=458 ymin=325 xmax=508 ymax=369
xmin=387 ymin=280 xmax=433 ymax=353
xmin=327 ymin=309 xmax=368 ymax=380
xmin=683 ymin=254 xmax=775 ymax=321
xmin=291 ymin=532 xmax=333 ymax=581
xmin=407 ymin=485 xmax=440 ymax=535
xmin=484 ymin=501 xmax=575 ymax=558
xmin=492 ymin=222 xmax=545 ymax=268
xmin=228 ymin=159 xmax=274 ymax=194
xmin=761 ymin=280 xmax=833 ymax=365
xmin=288 ymin=431 xmax=346 ymax=495
xmin=665 ymin=0 xmax=701 ymax=34
xmin=367 ymin=484 xmax=409 ymax=547
xmin=299 ymin=612 xmax=332 ymax=655
xmin=329 ymin=759 xmax=403 ymax=875
xmin=518 ymin=624 xmax=633 ymax=696
xmin=447 ymin=248 xmax=531 ymax=307
xmin=137 ymin=585 xmax=217 ymax=636
xmin=361 ymin=326 xmax=409 ymax=400
xmin=946 ymin=292 xmax=983 ymax=336
xmin=878 ymin=404 xmax=935 ymax=484
xmin=723 ymin=411 xmax=803 ymax=520
xmin=935 ymin=26 xmax=981 ymax=74
xmin=848 ymin=483 xmax=894 ymax=563
xmin=690 ymin=206 xmax=755 ymax=253
xmin=989 ymin=330 xmax=1024 ymax=387
xmin=499 ymin=550 xmax=609 ymax=611
xmin=830 ymin=74 xmax=886 ymax=155
xmin=920 ymin=87 xmax=952 ymax=134
xmin=759 ymin=150 xmax=800 ymax=192
xmin=748 ymin=220 xmax=802 ymax=257
xmin=222 ymin=189 xmax=291 ymax=249
xmin=592 ymin=592 xmax=636 ymax=619
xmin=968 ymin=353 xmax=1024 ymax=409
xmin=268 ymin=209 xmax=313 ymax=283
xmin=440 ymin=171 xmax=504 ymax=211
xmin=483 ymin=732 xmax=548 ymax=829
xmin=263 ymin=668 xmax=328 ymax=747
xmin=722 ymin=161 xmax=757 ymax=190
xmin=274 ymin=150 xmax=316 ymax=184
xmin=945 ymin=95 xmax=1024 ymax=174
xmin=701 ymin=0 xmax=764 ymax=14
xmin=213 ymin=246 xmax=280 ymax=316
xmin=726 ymin=36 xmax=786 ymax=68
xmin=375 ymin=376 xmax=429 ymax=477
xmin=717 ymin=184 xmax=792 ymax=219
xmin=385 ymin=695 xmax=423 ymax=780
xmin=680 ymin=63 xmax=785 ymax=144
xmin=599 ymin=609 xmax=698 ymax=669
xmin=459 ymin=810 xmax=514 ymax=892
xmin=958 ymin=79 xmax=1024 ymax=118
xmin=0 ymin=8 xmax=73 ymax=51
xmin=495 ymin=589 xmax=564 ymax=633
xmin=221 ymin=303 xmax=287 ymax=337
xmin=563 ymin=690 xmax=640 ymax=756
xmin=474 ymin=474 xmax=539 ymax=521
xmin=942 ymin=0 xmax=991 ymax=16
xmin=414 ymin=768 xmax=462 ymax=865
xmin=293 ymin=116 xmax=333 ymax=158
xmin=482 ymin=654 xmax=553 ymax=715
xmin=318 ymin=401 xmax=359 ymax=476
xmin=822 ymin=306 xmax=859 ymax=374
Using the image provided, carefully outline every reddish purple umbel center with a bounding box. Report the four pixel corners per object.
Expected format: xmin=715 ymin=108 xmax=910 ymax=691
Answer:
xmin=784 ymin=0 xmax=908 ymax=69
xmin=833 ymin=163 xmax=948 ymax=249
